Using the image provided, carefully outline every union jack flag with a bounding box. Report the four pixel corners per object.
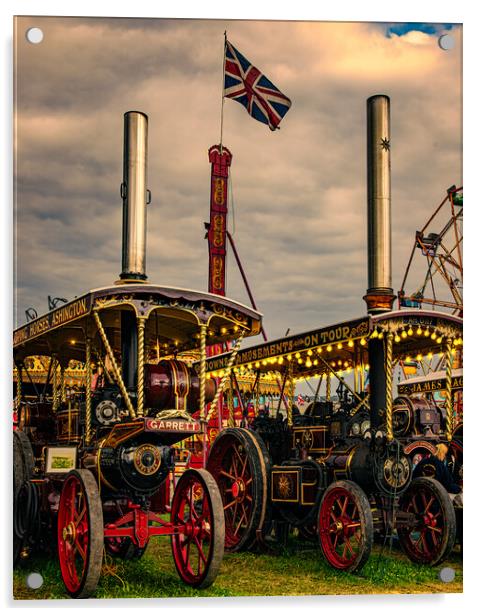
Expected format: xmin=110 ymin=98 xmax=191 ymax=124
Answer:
xmin=224 ymin=40 xmax=292 ymax=131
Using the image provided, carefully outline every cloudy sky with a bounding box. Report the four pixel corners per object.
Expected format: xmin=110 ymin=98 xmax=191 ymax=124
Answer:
xmin=14 ymin=17 xmax=462 ymax=341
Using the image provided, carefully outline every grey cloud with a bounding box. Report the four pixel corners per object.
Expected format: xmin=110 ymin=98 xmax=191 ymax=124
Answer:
xmin=14 ymin=17 xmax=462 ymax=338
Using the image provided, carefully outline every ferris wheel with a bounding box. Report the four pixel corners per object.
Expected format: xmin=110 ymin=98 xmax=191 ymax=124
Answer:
xmin=398 ymin=185 xmax=463 ymax=316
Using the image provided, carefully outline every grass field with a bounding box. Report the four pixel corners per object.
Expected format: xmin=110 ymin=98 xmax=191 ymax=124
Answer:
xmin=13 ymin=535 xmax=462 ymax=600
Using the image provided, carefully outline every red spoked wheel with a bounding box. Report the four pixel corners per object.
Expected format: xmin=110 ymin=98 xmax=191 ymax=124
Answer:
xmin=207 ymin=428 xmax=269 ymax=551
xmin=57 ymin=470 xmax=104 ymax=598
xmin=318 ymin=480 xmax=373 ymax=572
xmin=171 ymin=468 xmax=224 ymax=588
xmin=398 ymin=476 xmax=456 ymax=566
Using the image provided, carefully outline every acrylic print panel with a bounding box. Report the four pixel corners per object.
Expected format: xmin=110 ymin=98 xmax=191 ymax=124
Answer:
xmin=13 ymin=16 xmax=462 ymax=600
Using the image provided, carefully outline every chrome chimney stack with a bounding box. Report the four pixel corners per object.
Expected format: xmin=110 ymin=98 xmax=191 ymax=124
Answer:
xmin=119 ymin=111 xmax=149 ymax=282
xmin=363 ymin=95 xmax=395 ymax=313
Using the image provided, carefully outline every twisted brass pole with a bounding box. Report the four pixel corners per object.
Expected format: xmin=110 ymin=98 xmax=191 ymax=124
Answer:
xmin=137 ymin=316 xmax=147 ymax=417
xmin=445 ymin=337 xmax=454 ymax=442
xmin=255 ymin=371 xmax=260 ymax=417
xmin=206 ymin=331 xmax=245 ymax=421
xmin=85 ymin=338 xmax=92 ymax=445
xmin=385 ymin=332 xmax=394 ymax=442
xmin=287 ymin=362 xmax=293 ymax=428
xmin=60 ymin=365 xmax=66 ymax=406
xmin=199 ymin=324 xmax=208 ymax=468
xmin=199 ymin=324 xmax=207 ymax=417
xmin=52 ymin=355 xmax=59 ymax=411
xmin=15 ymin=363 xmax=22 ymax=415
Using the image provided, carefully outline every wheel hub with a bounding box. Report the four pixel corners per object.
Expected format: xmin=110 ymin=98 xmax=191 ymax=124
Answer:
xmin=423 ymin=512 xmax=436 ymax=527
xmin=62 ymin=521 xmax=76 ymax=544
xmin=334 ymin=520 xmax=344 ymax=533
xmin=231 ymin=479 xmax=245 ymax=499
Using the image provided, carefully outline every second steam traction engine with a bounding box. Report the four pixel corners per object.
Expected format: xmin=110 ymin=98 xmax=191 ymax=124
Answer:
xmin=205 ymin=95 xmax=462 ymax=572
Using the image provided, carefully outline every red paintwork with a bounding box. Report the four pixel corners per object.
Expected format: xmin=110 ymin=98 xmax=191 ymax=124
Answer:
xmin=104 ymin=502 xmax=184 ymax=547
xmin=319 ymin=486 xmax=364 ymax=570
xmin=57 ymin=474 xmax=90 ymax=594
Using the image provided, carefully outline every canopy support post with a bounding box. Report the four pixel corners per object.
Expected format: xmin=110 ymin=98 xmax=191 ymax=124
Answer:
xmin=445 ymin=337 xmax=454 ymax=442
xmin=385 ymin=332 xmax=394 ymax=442
xmin=85 ymin=338 xmax=92 ymax=445
xmin=199 ymin=324 xmax=208 ymax=467
xmin=137 ymin=316 xmax=147 ymax=417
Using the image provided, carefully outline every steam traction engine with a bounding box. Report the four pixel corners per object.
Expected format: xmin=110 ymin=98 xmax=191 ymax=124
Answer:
xmin=13 ymin=111 xmax=262 ymax=598
xmin=205 ymin=95 xmax=462 ymax=571
xmin=205 ymin=310 xmax=461 ymax=570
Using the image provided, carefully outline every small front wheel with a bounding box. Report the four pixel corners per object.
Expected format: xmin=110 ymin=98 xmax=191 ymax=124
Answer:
xmin=171 ymin=468 xmax=225 ymax=588
xmin=318 ymin=480 xmax=373 ymax=572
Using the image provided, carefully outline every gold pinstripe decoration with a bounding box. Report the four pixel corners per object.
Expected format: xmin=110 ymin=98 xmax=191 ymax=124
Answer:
xmin=445 ymin=337 xmax=454 ymax=442
xmin=326 ymin=372 xmax=331 ymax=405
xmin=385 ymin=332 xmax=394 ymax=441
xmin=136 ymin=316 xmax=147 ymax=417
xmin=93 ymin=309 xmax=136 ymax=420
xmin=85 ymin=338 xmax=93 ymax=444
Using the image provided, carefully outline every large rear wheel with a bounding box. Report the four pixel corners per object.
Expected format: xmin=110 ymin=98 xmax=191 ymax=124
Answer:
xmin=207 ymin=428 xmax=270 ymax=551
xmin=318 ymin=480 xmax=373 ymax=572
xmin=398 ymin=476 xmax=456 ymax=566
xmin=171 ymin=468 xmax=224 ymax=588
xmin=13 ymin=431 xmax=35 ymax=565
xmin=57 ymin=469 xmax=104 ymax=598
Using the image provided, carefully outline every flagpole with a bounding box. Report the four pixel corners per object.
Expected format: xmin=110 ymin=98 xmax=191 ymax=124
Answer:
xmin=220 ymin=31 xmax=227 ymax=154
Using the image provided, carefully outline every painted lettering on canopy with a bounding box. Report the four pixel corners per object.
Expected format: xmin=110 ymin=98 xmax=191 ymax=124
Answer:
xmin=398 ymin=375 xmax=463 ymax=395
xmin=202 ymin=317 xmax=369 ymax=372
xmin=13 ymin=296 xmax=91 ymax=347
